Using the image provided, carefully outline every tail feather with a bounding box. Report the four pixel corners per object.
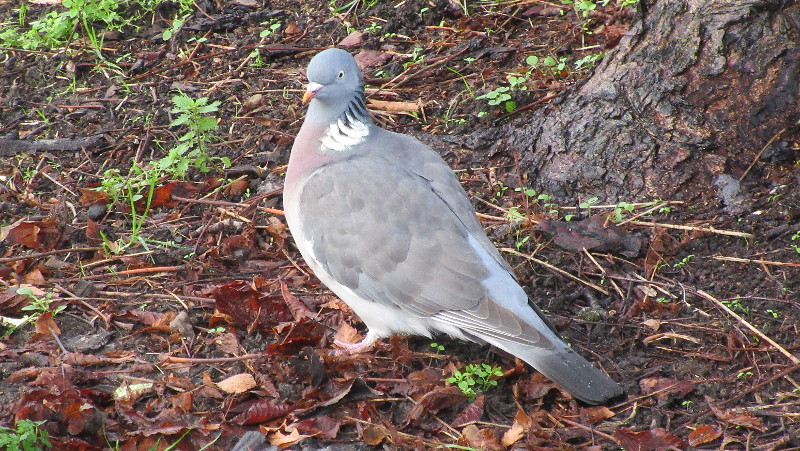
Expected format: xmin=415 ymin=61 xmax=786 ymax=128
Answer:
xmin=483 ymin=337 xmax=623 ymax=405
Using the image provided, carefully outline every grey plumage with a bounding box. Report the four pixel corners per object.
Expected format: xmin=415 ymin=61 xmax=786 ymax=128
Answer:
xmin=283 ymin=48 xmax=623 ymax=404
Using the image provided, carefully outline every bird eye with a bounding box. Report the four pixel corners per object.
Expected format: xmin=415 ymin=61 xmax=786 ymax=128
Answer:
xmin=337 ymin=70 xmax=345 ymax=79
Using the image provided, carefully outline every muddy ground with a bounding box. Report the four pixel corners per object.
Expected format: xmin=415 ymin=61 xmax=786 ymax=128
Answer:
xmin=0 ymin=0 xmax=799 ymax=449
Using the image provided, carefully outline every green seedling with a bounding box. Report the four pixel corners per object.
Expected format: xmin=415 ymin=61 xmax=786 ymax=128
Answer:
xmin=259 ymin=19 xmax=281 ymax=38
xmin=1 ymin=288 xmax=65 ymax=337
xmin=613 ymin=201 xmax=635 ymax=222
xmin=672 ymin=254 xmax=694 ymax=269
xmin=446 ymin=363 xmax=503 ymax=401
xmin=722 ymin=298 xmax=749 ymax=314
xmin=0 ymin=419 xmax=51 ymax=450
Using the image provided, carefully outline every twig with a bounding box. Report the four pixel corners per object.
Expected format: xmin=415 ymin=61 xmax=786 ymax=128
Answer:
xmin=628 ymin=220 xmax=754 ymax=238
xmin=695 ymin=289 xmax=799 ymax=364
xmin=501 ymin=248 xmax=609 ymax=295
xmin=56 ymin=265 xmax=182 ymax=282
xmin=162 ymin=354 xmax=263 ymax=364
xmin=583 ymin=249 xmax=624 ymax=298
xmin=719 ymin=363 xmax=800 ymax=406
xmin=0 ymin=247 xmax=101 ymax=264
xmin=550 ymin=414 xmax=620 ymax=444
xmin=739 ymin=127 xmax=786 ymax=182
xmin=712 ymin=256 xmax=800 ymax=268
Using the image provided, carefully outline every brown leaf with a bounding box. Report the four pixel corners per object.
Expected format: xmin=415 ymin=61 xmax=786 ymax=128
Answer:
xmin=613 ymin=427 xmax=687 ymax=450
xmin=266 ymin=319 xmax=326 ymax=356
xmin=707 ymin=396 xmax=767 ymax=431
xmin=210 ymin=332 xmax=241 ymax=355
xmin=404 ymin=385 xmax=467 ymax=424
xmin=280 ymin=279 xmax=315 ymax=320
xmin=362 ymin=424 xmax=390 ymax=446
xmin=452 ymin=394 xmax=484 ymax=427
xmin=1 ymin=219 xmax=62 ymax=250
xmin=294 ymin=416 xmax=341 ymax=440
xmin=22 ymin=267 xmax=46 ymax=285
xmin=332 ymin=321 xmax=361 ymax=345
xmin=268 ymin=428 xmax=309 ymax=447
xmin=217 ymin=373 xmax=257 ymax=394
xmin=687 ymin=424 xmax=722 ymax=446
xmin=639 ymin=377 xmax=695 ymax=405
xmin=77 ymin=187 xmax=109 ymax=206
xmin=581 ymin=405 xmax=617 ymax=423
xmin=209 ymin=280 xmax=292 ymax=330
xmin=284 ymin=22 xmax=302 ymax=35
xmin=85 ymin=219 xmax=102 ymax=245
xmin=354 ymin=49 xmax=392 ymax=70
xmin=501 ymin=408 xmax=532 ymax=447
xmin=406 ymin=368 xmax=443 ymax=395
xmin=537 ymin=215 xmax=641 ymax=257
xmin=62 ymin=353 xmax=105 ymax=366
xmin=338 ymin=30 xmax=365 ymax=48
xmin=461 ymin=424 xmax=502 ymax=451
xmin=33 ymin=312 xmax=61 ymax=339
xmin=234 ymin=401 xmax=293 ymax=425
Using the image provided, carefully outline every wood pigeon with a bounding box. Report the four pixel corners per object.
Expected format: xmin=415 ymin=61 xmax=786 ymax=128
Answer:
xmin=283 ymin=48 xmax=623 ymax=404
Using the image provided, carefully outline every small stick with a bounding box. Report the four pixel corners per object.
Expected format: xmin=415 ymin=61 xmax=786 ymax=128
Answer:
xmin=696 ymin=289 xmax=799 ymax=364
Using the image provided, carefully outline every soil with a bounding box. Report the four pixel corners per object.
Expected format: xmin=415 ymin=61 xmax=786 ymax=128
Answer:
xmin=0 ymin=0 xmax=799 ymax=450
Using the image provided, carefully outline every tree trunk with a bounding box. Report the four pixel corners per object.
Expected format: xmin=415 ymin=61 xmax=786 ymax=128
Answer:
xmin=499 ymin=0 xmax=799 ymax=203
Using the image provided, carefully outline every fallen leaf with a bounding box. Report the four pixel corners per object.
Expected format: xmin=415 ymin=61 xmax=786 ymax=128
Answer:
xmin=688 ymin=424 xmax=722 ymax=446
xmin=452 ymin=394 xmax=484 ymax=427
xmin=461 ymin=424 xmax=502 ymax=451
xmin=217 ymin=373 xmax=257 ymax=394
xmin=234 ymin=401 xmax=293 ymax=425
xmin=33 ymin=312 xmax=61 ymax=339
xmin=268 ymin=427 xmax=309 ymax=447
xmin=500 ymin=408 xmax=531 ymax=447
xmin=613 ymin=427 xmax=686 ymax=450
xmin=280 ymin=279 xmax=315 ymax=320
xmin=362 ymin=424 xmax=390 ymax=446
xmin=338 ymin=30 xmax=365 ymax=48
xmin=707 ymin=396 xmax=767 ymax=431
xmin=581 ymin=405 xmax=617 ymax=423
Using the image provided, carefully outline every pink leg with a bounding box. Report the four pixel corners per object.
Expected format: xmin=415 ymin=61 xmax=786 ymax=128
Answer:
xmin=333 ymin=330 xmax=379 ymax=355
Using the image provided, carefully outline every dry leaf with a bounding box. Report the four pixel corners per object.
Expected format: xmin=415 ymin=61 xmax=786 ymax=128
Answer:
xmin=217 ymin=373 xmax=257 ymax=394
xmin=688 ymin=424 xmax=722 ymax=446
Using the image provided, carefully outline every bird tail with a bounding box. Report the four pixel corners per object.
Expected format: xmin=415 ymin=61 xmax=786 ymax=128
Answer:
xmin=482 ymin=337 xmax=623 ymax=405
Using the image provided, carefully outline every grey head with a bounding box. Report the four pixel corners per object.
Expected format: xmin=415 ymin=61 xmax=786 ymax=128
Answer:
xmin=303 ymin=48 xmax=371 ymax=130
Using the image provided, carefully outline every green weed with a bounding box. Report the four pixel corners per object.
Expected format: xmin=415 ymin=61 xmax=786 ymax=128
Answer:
xmin=1 ymin=287 xmax=65 ymax=337
xmin=0 ymin=419 xmax=51 ymax=451
xmin=446 ymin=363 xmax=503 ymax=401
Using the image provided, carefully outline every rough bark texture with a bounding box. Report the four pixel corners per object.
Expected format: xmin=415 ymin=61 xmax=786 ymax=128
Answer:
xmin=498 ymin=0 xmax=800 ymax=202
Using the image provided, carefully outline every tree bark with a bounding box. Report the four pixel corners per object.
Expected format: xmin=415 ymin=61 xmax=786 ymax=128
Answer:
xmin=499 ymin=0 xmax=800 ymax=203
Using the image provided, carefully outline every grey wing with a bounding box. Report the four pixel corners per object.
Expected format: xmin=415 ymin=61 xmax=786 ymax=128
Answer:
xmin=299 ymin=155 xmax=489 ymax=316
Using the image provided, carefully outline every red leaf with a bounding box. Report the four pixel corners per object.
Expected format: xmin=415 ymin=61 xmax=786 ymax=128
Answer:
xmin=266 ymin=319 xmax=326 ymax=356
xmin=707 ymin=396 xmax=767 ymax=431
xmin=452 ymin=395 xmax=484 ymax=427
xmin=613 ymin=427 xmax=687 ymax=451
xmin=2 ymin=219 xmax=61 ymax=250
xmin=404 ymin=386 xmax=466 ymax=424
xmin=280 ymin=279 xmax=315 ymax=320
xmin=687 ymin=425 xmax=722 ymax=446
xmin=209 ymin=280 xmax=292 ymax=330
xmin=233 ymin=401 xmax=293 ymax=425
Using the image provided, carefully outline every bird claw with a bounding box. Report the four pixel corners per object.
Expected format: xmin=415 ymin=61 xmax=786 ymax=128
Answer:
xmin=333 ymin=331 xmax=378 ymax=355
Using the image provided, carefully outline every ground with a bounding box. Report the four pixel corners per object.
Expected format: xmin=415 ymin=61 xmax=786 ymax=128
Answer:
xmin=1 ymin=0 xmax=799 ymax=450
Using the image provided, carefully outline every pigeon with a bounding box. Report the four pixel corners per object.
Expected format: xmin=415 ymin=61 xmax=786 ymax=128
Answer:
xmin=283 ymin=48 xmax=623 ymax=404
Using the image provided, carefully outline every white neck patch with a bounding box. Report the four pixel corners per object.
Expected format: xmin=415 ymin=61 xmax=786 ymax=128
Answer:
xmin=320 ymin=111 xmax=370 ymax=153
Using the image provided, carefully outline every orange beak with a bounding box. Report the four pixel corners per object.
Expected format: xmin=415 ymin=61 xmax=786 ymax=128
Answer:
xmin=303 ymin=82 xmax=323 ymax=104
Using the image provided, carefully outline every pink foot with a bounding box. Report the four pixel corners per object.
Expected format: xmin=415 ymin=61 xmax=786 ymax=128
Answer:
xmin=333 ymin=331 xmax=379 ymax=355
